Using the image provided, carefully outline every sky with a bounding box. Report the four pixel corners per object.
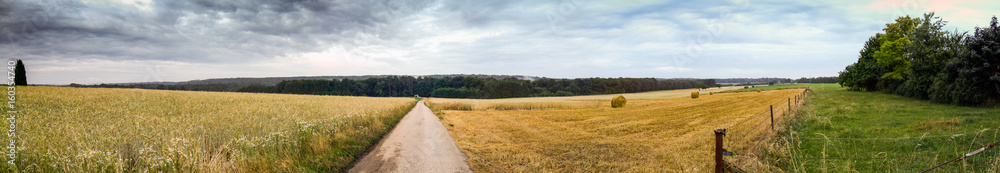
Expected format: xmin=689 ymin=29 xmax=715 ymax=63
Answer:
xmin=1 ymin=0 xmax=998 ymax=85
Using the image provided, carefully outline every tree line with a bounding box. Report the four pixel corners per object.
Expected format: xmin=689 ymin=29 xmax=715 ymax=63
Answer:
xmin=839 ymin=13 xmax=999 ymax=106
xmin=81 ymin=76 xmax=716 ymax=99
xmin=794 ymin=77 xmax=838 ymax=84
xmin=234 ymin=76 xmax=717 ymax=99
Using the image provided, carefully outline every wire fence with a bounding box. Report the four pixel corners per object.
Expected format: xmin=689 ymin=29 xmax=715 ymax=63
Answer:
xmin=712 ymin=88 xmax=1000 ymax=173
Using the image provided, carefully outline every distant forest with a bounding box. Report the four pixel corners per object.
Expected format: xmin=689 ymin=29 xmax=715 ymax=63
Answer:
xmin=82 ymin=76 xmax=717 ymax=99
xmin=715 ymin=77 xmax=839 ymax=85
xmin=795 ymin=77 xmax=839 ymax=84
xmin=716 ymin=78 xmax=793 ymax=84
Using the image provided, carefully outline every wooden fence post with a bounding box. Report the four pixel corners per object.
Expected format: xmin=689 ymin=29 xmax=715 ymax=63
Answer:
xmin=770 ymin=105 xmax=774 ymax=131
xmin=788 ymin=98 xmax=791 ymax=112
xmin=715 ymin=129 xmax=726 ymax=173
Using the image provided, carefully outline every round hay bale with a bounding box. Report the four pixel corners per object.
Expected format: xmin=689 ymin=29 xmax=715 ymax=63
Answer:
xmin=611 ymin=95 xmax=627 ymax=108
xmin=691 ymin=91 xmax=700 ymax=99
xmin=757 ymin=89 xmax=762 ymax=93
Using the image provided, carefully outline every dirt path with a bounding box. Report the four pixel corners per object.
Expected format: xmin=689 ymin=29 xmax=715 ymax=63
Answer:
xmin=349 ymin=100 xmax=472 ymax=173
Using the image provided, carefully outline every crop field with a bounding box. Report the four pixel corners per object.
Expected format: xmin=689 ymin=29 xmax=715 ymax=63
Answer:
xmin=430 ymin=88 xmax=807 ymax=172
xmin=736 ymin=84 xmax=811 ymax=92
xmin=427 ymin=86 xmax=740 ymax=111
xmin=0 ymin=86 xmax=416 ymax=172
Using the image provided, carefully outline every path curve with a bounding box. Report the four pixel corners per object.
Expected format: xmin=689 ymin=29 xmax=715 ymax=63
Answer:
xmin=349 ymin=100 xmax=472 ymax=173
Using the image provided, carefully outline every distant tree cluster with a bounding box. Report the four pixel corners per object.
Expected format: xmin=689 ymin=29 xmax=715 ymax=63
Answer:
xmin=794 ymin=77 xmax=839 ymax=84
xmin=235 ymin=76 xmax=716 ymax=99
xmin=715 ymin=78 xmax=793 ymax=84
xmin=839 ymin=13 xmax=1000 ymax=106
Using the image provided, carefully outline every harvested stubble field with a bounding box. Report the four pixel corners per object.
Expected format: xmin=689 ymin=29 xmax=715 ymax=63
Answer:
xmin=431 ymin=88 xmax=807 ymax=172
xmin=427 ymin=86 xmax=740 ymax=111
xmin=0 ymin=86 xmax=416 ymax=172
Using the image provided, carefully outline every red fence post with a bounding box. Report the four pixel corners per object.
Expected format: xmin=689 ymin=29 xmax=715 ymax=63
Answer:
xmin=715 ymin=129 xmax=726 ymax=173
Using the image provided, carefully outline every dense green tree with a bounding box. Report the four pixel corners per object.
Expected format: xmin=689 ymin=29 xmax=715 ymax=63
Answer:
xmin=841 ymin=14 xmax=1000 ymax=106
xmin=875 ymin=16 xmax=921 ymax=82
xmin=945 ymin=16 xmax=1000 ymax=105
xmin=901 ymin=13 xmax=951 ymax=99
xmin=840 ymin=36 xmax=889 ymax=91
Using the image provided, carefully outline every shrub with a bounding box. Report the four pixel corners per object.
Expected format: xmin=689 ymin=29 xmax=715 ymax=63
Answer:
xmin=744 ymin=86 xmax=749 ymax=89
xmin=691 ymin=91 xmax=700 ymax=99
xmin=611 ymin=95 xmax=626 ymax=108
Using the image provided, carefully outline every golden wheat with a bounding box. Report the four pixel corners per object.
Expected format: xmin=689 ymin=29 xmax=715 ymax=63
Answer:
xmin=437 ymin=89 xmax=806 ymax=172
xmin=0 ymin=86 xmax=415 ymax=172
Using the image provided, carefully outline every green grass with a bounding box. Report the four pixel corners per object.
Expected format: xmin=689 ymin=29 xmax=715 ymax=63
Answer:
xmin=778 ymin=84 xmax=1000 ymax=172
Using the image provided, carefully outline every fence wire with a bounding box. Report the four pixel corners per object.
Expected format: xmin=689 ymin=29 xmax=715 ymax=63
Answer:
xmin=715 ymin=88 xmax=1000 ymax=172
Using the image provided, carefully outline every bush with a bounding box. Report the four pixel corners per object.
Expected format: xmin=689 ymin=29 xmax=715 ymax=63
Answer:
xmin=691 ymin=91 xmax=700 ymax=99
xmin=611 ymin=95 xmax=626 ymax=108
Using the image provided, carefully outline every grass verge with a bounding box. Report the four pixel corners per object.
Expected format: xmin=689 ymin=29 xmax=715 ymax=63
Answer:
xmin=778 ymin=84 xmax=1000 ymax=172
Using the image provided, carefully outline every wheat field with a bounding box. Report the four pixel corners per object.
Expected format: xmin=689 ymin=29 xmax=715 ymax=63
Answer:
xmin=432 ymin=88 xmax=806 ymax=172
xmin=0 ymin=86 xmax=416 ymax=172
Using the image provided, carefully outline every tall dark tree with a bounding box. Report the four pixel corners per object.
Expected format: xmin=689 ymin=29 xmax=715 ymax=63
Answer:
xmin=926 ymin=32 xmax=968 ymax=104
xmin=948 ymin=16 xmax=1000 ymax=105
xmin=901 ymin=13 xmax=950 ymax=99
xmin=14 ymin=59 xmax=26 ymax=85
xmin=839 ymin=36 xmax=888 ymax=91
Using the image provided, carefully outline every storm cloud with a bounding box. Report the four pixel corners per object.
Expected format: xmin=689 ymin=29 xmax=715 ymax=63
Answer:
xmin=2 ymin=0 xmax=998 ymax=84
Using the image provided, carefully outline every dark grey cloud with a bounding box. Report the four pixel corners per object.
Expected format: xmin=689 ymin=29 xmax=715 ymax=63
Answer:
xmin=2 ymin=0 xmax=434 ymax=63
xmin=3 ymin=0 xmax=997 ymax=84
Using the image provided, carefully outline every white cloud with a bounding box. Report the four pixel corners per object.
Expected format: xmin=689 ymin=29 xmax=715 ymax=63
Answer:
xmin=654 ymin=66 xmax=693 ymax=72
xmin=6 ymin=0 xmax=999 ymax=84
